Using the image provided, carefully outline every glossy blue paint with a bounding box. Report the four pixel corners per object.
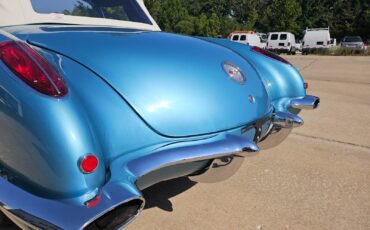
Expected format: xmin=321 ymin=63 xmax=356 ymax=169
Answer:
xmin=1 ymin=25 xmax=302 ymax=208
xmin=0 ymin=44 xmax=171 ymax=200
xmin=9 ymin=25 xmax=271 ymax=137
xmin=201 ymin=38 xmax=307 ymax=112
xmin=0 ymin=56 xmax=106 ymax=200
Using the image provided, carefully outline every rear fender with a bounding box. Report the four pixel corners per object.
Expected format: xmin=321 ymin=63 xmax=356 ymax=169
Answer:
xmin=0 ymin=31 xmax=106 ymax=201
xmin=0 ymin=31 xmax=162 ymax=202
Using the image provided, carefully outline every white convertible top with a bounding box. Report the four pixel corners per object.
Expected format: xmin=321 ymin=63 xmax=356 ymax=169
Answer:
xmin=0 ymin=0 xmax=160 ymax=31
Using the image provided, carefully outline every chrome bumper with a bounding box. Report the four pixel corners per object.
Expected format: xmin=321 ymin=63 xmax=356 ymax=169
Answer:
xmin=127 ymin=134 xmax=259 ymax=184
xmin=259 ymin=95 xmax=320 ymax=149
xmin=0 ymin=134 xmax=259 ymax=230
xmin=258 ymin=111 xmax=303 ymax=149
xmin=0 ymin=95 xmax=319 ymax=229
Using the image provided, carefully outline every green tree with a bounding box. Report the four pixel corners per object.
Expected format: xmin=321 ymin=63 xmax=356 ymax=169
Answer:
xmin=230 ymin=0 xmax=265 ymax=30
xmin=144 ymin=0 xmax=370 ymax=40
xmin=152 ymin=0 xmax=190 ymax=32
xmin=175 ymin=17 xmax=196 ymax=34
xmin=355 ymin=7 xmax=370 ymax=40
xmin=262 ymin=0 xmax=302 ymax=33
xmin=145 ymin=0 xmax=162 ymax=22
xmin=206 ymin=13 xmax=221 ymax=37
xmin=330 ymin=0 xmax=364 ymax=39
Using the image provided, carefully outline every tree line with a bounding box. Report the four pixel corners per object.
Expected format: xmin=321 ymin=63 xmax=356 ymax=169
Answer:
xmin=144 ymin=0 xmax=370 ymax=41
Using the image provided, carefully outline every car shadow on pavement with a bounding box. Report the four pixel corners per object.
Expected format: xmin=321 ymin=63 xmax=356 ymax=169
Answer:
xmin=141 ymin=177 xmax=197 ymax=212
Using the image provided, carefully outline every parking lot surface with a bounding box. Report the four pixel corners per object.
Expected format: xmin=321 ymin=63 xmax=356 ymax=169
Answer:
xmin=127 ymin=56 xmax=370 ymax=230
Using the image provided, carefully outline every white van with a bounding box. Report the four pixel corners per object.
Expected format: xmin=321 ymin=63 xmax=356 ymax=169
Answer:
xmin=228 ymin=31 xmax=266 ymax=49
xmin=266 ymin=32 xmax=297 ymax=54
xmin=302 ymin=28 xmax=331 ymax=53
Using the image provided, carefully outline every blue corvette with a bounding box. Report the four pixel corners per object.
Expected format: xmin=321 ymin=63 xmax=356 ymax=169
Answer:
xmin=0 ymin=0 xmax=319 ymax=229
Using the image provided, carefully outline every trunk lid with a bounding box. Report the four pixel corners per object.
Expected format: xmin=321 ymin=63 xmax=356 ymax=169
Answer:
xmin=21 ymin=26 xmax=270 ymax=137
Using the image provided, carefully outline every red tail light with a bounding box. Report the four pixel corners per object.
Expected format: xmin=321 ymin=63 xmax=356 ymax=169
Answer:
xmin=251 ymin=46 xmax=290 ymax=65
xmin=80 ymin=155 xmax=99 ymax=174
xmin=304 ymin=82 xmax=308 ymax=89
xmin=0 ymin=41 xmax=67 ymax=97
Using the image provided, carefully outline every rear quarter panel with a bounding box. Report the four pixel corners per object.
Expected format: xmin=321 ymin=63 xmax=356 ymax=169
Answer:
xmin=0 ymin=32 xmax=168 ymax=201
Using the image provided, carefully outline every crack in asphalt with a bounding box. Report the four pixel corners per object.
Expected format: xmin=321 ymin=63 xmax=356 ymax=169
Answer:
xmin=295 ymin=58 xmax=318 ymax=72
xmin=292 ymin=133 xmax=370 ymax=151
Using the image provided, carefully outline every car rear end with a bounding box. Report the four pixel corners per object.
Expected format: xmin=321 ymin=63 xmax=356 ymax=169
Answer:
xmin=341 ymin=36 xmax=365 ymax=52
xmin=267 ymin=33 xmax=295 ymax=54
xmin=302 ymin=28 xmax=331 ymax=53
xmin=0 ymin=1 xmax=320 ymax=229
xmin=0 ymin=25 xmax=273 ymax=229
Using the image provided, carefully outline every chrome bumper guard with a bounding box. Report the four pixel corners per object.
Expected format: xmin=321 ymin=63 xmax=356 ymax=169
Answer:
xmin=259 ymin=95 xmax=320 ymax=149
xmin=258 ymin=111 xmax=303 ymax=150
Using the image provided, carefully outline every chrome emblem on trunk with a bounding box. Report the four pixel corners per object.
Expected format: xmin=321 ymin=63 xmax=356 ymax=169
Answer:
xmin=222 ymin=62 xmax=246 ymax=84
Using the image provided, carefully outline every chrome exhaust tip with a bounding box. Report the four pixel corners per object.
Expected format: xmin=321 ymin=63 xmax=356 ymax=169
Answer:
xmin=84 ymin=199 xmax=144 ymax=230
xmin=290 ymin=95 xmax=320 ymax=110
xmin=0 ymin=177 xmax=145 ymax=230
